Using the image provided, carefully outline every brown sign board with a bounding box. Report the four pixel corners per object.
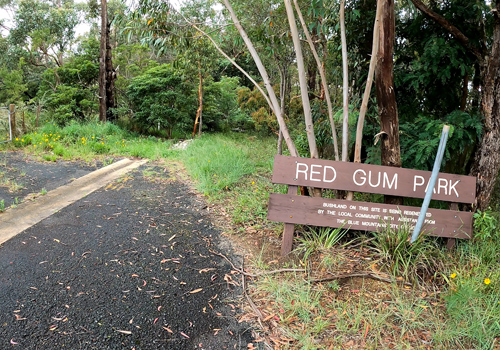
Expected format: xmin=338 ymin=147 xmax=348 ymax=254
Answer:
xmin=268 ymin=193 xmax=473 ymax=239
xmin=272 ymin=155 xmax=476 ymax=204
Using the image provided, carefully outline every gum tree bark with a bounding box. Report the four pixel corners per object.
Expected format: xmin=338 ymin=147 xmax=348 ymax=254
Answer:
xmin=99 ymin=0 xmax=116 ymax=122
xmin=293 ymin=0 xmax=339 ymax=161
xmin=99 ymin=0 xmax=107 ymax=122
xmin=375 ymin=0 xmax=402 ymax=205
xmin=284 ymin=0 xmax=321 ymax=197
xmin=222 ymin=0 xmax=299 ymax=157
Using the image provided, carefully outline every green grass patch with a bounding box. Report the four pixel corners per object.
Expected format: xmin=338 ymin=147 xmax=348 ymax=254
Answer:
xmin=178 ymin=133 xmax=284 ymax=228
xmin=2 ymin=120 xmax=176 ymax=161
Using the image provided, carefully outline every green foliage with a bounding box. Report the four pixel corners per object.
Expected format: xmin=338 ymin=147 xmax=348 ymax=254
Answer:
xmin=9 ymin=0 xmax=79 ymax=66
xmin=0 ymin=62 xmax=27 ymax=104
xmin=203 ymin=76 xmax=253 ymax=131
xmin=127 ymin=64 xmax=196 ymax=137
xmin=297 ymin=226 xmax=348 ymax=261
xmin=37 ymin=38 xmax=100 ymax=124
xmin=237 ymin=84 xmax=276 ymax=133
xmin=371 ymin=224 xmax=444 ymax=284
xmin=398 ymin=111 xmax=482 ymax=172
xmin=473 ymin=210 xmax=498 ymax=241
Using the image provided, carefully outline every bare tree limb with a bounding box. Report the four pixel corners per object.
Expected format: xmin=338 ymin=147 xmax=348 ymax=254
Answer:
xmin=408 ymin=0 xmax=482 ymax=60
xmin=293 ymin=0 xmax=339 ymax=161
xmin=353 ymin=0 xmax=382 ymax=164
xmin=223 ymin=0 xmax=299 ymax=157
xmin=340 ymin=0 xmax=350 ymax=163
xmin=309 ymin=271 xmax=412 ymax=286
xmin=179 ymin=14 xmax=273 ymax=114
xmin=284 ymin=0 xmax=318 ymax=163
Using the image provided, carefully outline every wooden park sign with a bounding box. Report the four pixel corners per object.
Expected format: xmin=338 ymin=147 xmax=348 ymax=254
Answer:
xmin=267 ymin=155 xmax=476 ymax=255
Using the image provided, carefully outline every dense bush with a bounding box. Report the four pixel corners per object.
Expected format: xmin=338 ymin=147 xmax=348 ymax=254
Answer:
xmin=36 ymin=38 xmax=100 ymax=125
xmin=127 ymin=64 xmax=196 ymax=138
xmin=203 ymin=76 xmax=253 ymax=132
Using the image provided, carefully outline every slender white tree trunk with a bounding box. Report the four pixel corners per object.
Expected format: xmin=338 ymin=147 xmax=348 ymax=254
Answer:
xmin=223 ymin=0 xmax=299 ymax=157
xmin=284 ymin=0 xmax=318 ymax=160
xmin=340 ymin=0 xmax=349 ymax=163
xmin=293 ymin=0 xmax=339 ymax=161
xmin=354 ymin=0 xmax=382 ymax=163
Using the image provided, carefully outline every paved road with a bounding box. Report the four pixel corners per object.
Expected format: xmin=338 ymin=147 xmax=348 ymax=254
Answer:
xmin=0 ymin=152 xmax=109 ymax=209
xmin=0 ymin=157 xmax=253 ymax=349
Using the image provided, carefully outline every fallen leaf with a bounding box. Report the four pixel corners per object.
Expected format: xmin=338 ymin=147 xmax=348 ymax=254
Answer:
xmin=115 ymin=330 xmax=132 ymax=335
xmin=163 ymin=326 xmax=173 ymax=333
xmin=262 ymin=314 xmax=274 ymax=322
xmin=14 ymin=314 xmax=26 ymax=321
xmin=180 ymin=331 xmax=190 ymax=338
xmin=189 ymin=288 xmax=203 ymax=294
xmin=10 ymin=339 xmax=18 ymax=345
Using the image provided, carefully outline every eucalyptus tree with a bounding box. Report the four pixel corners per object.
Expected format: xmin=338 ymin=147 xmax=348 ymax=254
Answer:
xmin=9 ymin=0 xmax=79 ymax=70
xmin=406 ymin=0 xmax=500 ymax=211
xmin=376 ymin=0 xmax=401 ymax=205
xmin=123 ymin=0 xmax=223 ymax=136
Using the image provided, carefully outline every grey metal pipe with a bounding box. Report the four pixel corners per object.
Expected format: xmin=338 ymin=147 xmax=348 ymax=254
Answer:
xmin=410 ymin=125 xmax=450 ymax=243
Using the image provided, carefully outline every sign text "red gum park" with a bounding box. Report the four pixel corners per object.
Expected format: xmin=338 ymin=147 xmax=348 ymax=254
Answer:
xmin=272 ymin=155 xmax=476 ymax=203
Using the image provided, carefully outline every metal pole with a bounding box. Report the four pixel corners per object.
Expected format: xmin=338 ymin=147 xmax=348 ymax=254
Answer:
xmin=410 ymin=125 xmax=450 ymax=243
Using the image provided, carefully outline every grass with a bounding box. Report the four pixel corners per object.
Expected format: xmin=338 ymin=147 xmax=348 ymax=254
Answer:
xmin=177 ymin=133 xmax=285 ymax=229
xmin=2 ymin=120 xmax=176 ymax=161
xmin=2 ymin=121 xmax=499 ymax=349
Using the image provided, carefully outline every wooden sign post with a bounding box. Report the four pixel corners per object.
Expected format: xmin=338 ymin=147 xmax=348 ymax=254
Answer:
xmin=268 ymin=155 xmax=476 ymax=255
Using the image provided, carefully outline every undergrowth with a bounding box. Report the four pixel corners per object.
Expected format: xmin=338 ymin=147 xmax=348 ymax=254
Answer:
xmin=1 ymin=120 xmax=175 ymax=161
xmin=177 ymin=133 xmax=285 ymax=229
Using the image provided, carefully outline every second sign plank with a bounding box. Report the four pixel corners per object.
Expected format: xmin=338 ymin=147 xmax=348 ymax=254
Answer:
xmin=268 ymin=193 xmax=473 ymax=239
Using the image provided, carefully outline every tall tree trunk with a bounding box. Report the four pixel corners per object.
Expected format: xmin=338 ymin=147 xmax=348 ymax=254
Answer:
xmin=99 ymin=0 xmax=108 ymax=123
xmin=105 ymin=16 xmax=116 ymax=122
xmin=340 ymin=0 xmax=349 ymax=163
xmin=294 ymin=0 xmax=340 ymax=160
xmin=193 ymin=63 xmax=203 ymax=138
xmin=278 ymin=66 xmax=289 ymax=155
xmin=284 ymin=0 xmax=321 ymax=197
xmin=470 ymin=10 xmax=500 ymax=211
xmin=375 ymin=0 xmax=402 ymax=205
xmin=222 ymin=0 xmax=299 ymax=157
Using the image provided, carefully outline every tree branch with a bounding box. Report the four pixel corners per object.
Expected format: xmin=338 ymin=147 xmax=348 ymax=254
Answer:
xmin=294 ymin=0 xmax=339 ymax=161
xmin=408 ymin=0 xmax=483 ymax=60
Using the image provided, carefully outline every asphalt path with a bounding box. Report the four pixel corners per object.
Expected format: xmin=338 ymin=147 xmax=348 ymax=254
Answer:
xmin=0 ymin=155 xmax=253 ymax=349
xmin=0 ymin=152 xmax=110 ymax=209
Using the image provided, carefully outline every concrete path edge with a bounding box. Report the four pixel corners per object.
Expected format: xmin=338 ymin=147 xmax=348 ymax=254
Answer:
xmin=0 ymin=158 xmax=148 ymax=245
